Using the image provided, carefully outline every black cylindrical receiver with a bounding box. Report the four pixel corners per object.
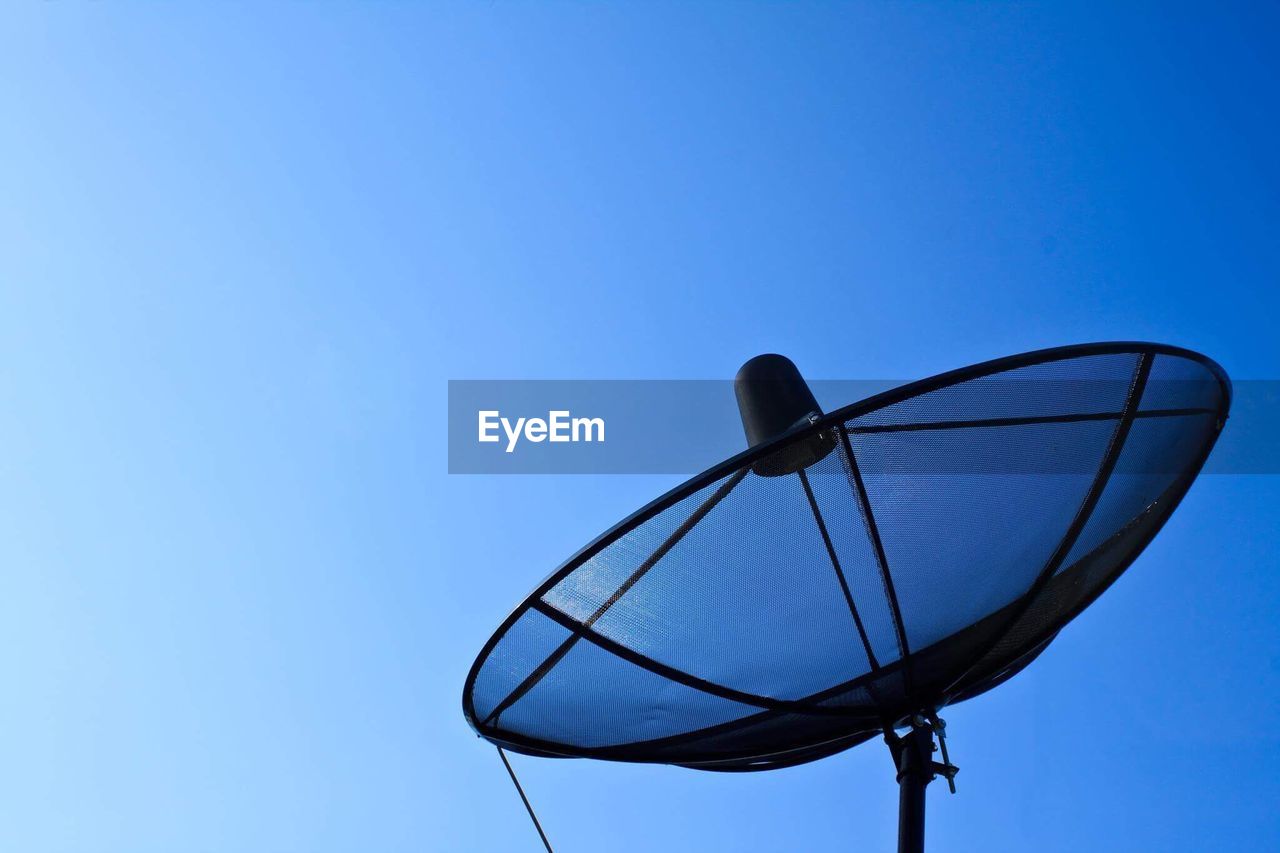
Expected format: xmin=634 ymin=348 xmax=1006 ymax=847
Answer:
xmin=735 ymin=354 xmax=823 ymax=447
xmin=734 ymin=354 xmax=836 ymax=476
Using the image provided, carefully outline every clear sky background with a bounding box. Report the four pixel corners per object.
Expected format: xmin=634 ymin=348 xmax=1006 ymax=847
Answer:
xmin=3 ymin=3 xmax=1278 ymax=851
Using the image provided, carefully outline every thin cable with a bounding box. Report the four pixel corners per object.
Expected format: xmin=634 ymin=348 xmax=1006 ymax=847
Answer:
xmin=497 ymin=747 xmax=554 ymax=853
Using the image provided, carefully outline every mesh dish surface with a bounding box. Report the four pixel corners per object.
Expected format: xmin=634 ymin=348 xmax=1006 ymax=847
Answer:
xmin=463 ymin=343 xmax=1230 ymax=771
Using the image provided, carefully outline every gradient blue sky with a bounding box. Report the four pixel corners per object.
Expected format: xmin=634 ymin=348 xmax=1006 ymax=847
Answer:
xmin=3 ymin=3 xmax=1278 ymax=851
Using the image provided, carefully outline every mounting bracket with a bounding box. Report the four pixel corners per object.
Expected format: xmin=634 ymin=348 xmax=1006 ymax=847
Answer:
xmin=885 ymin=716 xmax=959 ymax=853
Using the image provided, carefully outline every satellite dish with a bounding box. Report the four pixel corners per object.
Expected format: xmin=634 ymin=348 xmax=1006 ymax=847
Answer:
xmin=463 ymin=343 xmax=1229 ymax=852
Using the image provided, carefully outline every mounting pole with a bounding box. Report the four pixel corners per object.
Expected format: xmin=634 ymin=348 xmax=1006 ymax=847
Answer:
xmin=886 ymin=717 xmax=957 ymax=853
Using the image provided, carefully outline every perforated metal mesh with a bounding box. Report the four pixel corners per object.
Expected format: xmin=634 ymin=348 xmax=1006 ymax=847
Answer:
xmin=463 ymin=344 xmax=1229 ymax=771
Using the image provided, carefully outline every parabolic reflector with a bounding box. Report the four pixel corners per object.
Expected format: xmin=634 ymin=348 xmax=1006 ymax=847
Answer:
xmin=463 ymin=343 xmax=1229 ymax=773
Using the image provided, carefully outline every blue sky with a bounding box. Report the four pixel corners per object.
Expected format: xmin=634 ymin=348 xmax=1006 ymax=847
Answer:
xmin=3 ymin=3 xmax=1278 ymax=851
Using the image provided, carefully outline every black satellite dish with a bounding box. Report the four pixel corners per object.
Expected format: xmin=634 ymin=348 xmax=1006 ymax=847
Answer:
xmin=464 ymin=342 xmax=1230 ymax=852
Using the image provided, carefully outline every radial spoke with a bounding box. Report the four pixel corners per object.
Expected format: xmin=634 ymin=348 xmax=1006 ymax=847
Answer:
xmin=847 ymin=406 xmax=1212 ymax=435
xmin=838 ymin=425 xmax=911 ymax=676
xmin=532 ymin=600 xmax=867 ymax=717
xmin=483 ymin=468 xmax=749 ymax=726
xmin=798 ymin=468 xmax=880 ymax=672
xmin=941 ymin=353 xmax=1153 ymax=695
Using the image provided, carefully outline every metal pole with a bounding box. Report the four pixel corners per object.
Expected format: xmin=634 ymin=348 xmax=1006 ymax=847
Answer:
xmin=888 ymin=724 xmax=939 ymax=853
